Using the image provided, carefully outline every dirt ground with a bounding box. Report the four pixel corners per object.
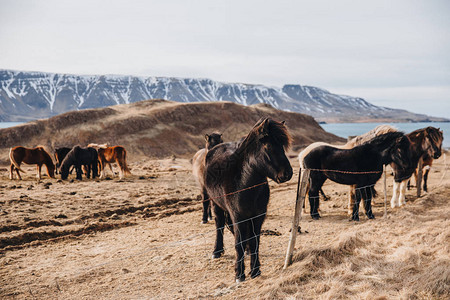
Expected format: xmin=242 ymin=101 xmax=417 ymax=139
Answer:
xmin=0 ymin=152 xmax=449 ymax=299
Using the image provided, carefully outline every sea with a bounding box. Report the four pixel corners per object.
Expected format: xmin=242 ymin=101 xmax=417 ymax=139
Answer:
xmin=1 ymin=121 xmax=449 ymax=148
xmin=320 ymin=122 xmax=450 ymax=149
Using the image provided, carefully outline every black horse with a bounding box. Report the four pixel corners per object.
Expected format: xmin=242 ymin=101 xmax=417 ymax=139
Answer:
xmin=60 ymin=146 xmax=99 ymax=180
xmin=204 ymin=118 xmax=293 ymax=282
xmin=301 ymin=131 xmax=412 ymax=221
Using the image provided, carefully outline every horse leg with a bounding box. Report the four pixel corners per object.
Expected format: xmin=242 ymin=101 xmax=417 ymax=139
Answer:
xmin=108 ymin=163 xmax=115 ymax=177
xmin=308 ymin=188 xmax=320 ymax=220
xmin=16 ymin=164 xmax=22 ymax=180
xmin=423 ymin=166 xmax=430 ymax=192
xmin=348 ymin=185 xmax=356 ymax=215
xmin=390 ymin=180 xmax=400 ymax=208
xmin=234 ymin=220 xmax=248 ymax=282
xmin=398 ymin=180 xmax=408 ymax=206
xmin=248 ymin=216 xmax=263 ymax=279
xmin=212 ymin=204 xmax=225 ymax=259
xmin=351 ymin=187 xmax=363 ymax=221
xmin=86 ymin=165 xmax=91 ymax=179
xmin=320 ymin=188 xmax=330 ymax=201
xmin=201 ymin=189 xmax=210 ymax=224
xmin=99 ymin=160 xmax=105 ymax=178
xmin=36 ymin=164 xmax=42 ymax=181
xmin=10 ymin=164 xmax=14 ymax=180
xmin=75 ymin=165 xmax=83 ymax=180
xmin=92 ymin=162 xmax=98 ymax=179
xmin=362 ymin=187 xmax=375 ymax=219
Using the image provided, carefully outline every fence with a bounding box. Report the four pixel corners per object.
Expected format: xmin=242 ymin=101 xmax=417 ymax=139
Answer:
xmin=3 ymin=158 xmax=449 ymax=298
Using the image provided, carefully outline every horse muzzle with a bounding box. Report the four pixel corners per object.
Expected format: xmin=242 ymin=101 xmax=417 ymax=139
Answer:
xmin=276 ymin=168 xmax=293 ymax=183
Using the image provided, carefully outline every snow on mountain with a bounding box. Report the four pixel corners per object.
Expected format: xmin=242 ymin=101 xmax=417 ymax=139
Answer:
xmin=0 ymin=69 xmax=444 ymax=122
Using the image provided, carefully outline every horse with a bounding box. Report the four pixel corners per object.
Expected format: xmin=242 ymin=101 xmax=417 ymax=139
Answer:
xmin=60 ymin=146 xmax=99 ymax=180
xmin=192 ymin=133 xmax=223 ymax=224
xmin=88 ymin=144 xmax=131 ymax=179
xmin=299 ymin=125 xmax=398 ymax=214
xmin=300 ymin=131 xmax=412 ymax=221
xmin=204 ymin=118 xmax=293 ymax=282
xmin=9 ymin=146 xmax=56 ymax=180
xmin=391 ymin=127 xmax=443 ymax=207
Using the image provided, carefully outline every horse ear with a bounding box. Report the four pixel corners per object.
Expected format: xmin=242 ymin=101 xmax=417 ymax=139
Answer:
xmin=258 ymin=119 xmax=270 ymax=137
xmin=205 ymin=134 xmax=209 ymax=141
xmin=281 ymin=121 xmax=286 ymax=125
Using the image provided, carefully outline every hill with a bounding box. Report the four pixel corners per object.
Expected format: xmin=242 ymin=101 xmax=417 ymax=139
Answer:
xmin=0 ymin=99 xmax=344 ymax=164
xmin=1 ymin=69 xmax=447 ymax=123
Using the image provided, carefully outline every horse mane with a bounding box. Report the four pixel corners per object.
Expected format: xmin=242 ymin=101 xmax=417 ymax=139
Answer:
xmin=239 ymin=118 xmax=291 ymax=155
xmin=87 ymin=143 xmax=108 ymax=149
xmin=359 ymin=131 xmax=405 ymax=148
xmin=347 ymin=125 xmax=398 ymax=148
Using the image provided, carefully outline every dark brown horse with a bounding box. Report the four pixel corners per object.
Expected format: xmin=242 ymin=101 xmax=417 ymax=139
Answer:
xmin=192 ymin=133 xmax=223 ymax=224
xmin=60 ymin=146 xmax=98 ymax=180
xmin=300 ymin=131 xmax=412 ymax=221
xmin=88 ymin=144 xmax=131 ymax=179
xmin=391 ymin=127 xmax=443 ymax=207
xmin=9 ymin=146 xmax=55 ymax=180
xmin=204 ymin=118 xmax=293 ymax=282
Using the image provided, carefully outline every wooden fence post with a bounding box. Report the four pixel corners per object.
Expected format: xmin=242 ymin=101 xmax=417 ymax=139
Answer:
xmin=283 ymin=168 xmax=310 ymax=269
xmin=383 ymin=165 xmax=387 ymax=218
xmin=417 ymin=157 xmax=423 ymax=197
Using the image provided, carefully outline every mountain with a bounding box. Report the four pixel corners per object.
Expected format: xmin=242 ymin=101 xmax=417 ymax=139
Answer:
xmin=0 ymin=99 xmax=344 ymax=163
xmin=0 ymin=69 xmax=446 ymax=122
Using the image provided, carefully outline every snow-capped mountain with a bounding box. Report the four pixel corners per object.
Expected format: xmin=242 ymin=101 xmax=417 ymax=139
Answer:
xmin=0 ymin=69 xmax=444 ymax=122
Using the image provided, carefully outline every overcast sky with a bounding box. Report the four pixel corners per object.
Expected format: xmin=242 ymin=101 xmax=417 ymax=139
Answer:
xmin=1 ymin=0 xmax=449 ymax=118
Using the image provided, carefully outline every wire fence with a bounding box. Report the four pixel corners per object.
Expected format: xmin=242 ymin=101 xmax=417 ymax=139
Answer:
xmin=2 ymin=160 xmax=450 ymax=298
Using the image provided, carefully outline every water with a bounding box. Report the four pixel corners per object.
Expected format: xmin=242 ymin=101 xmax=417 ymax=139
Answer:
xmin=321 ymin=122 xmax=450 ymax=149
xmin=0 ymin=122 xmax=23 ymax=128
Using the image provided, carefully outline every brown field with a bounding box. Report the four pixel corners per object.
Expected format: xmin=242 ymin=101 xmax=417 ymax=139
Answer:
xmin=1 ymin=152 xmax=449 ymax=299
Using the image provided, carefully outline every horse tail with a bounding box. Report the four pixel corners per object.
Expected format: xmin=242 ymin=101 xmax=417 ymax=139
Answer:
xmin=121 ymin=148 xmax=131 ymax=175
xmin=9 ymin=148 xmax=25 ymax=172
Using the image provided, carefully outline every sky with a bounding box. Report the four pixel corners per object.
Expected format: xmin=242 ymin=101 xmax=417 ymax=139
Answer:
xmin=1 ymin=0 xmax=449 ymax=118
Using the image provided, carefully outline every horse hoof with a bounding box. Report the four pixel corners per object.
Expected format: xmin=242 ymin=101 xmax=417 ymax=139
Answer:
xmin=235 ymin=276 xmax=246 ymax=283
xmin=201 ymin=220 xmax=208 ymax=224
xmin=250 ymin=270 xmax=261 ymax=279
xmin=367 ymin=214 xmax=375 ymax=219
xmin=212 ymin=251 xmax=223 ymax=259
xmin=311 ymin=214 xmax=320 ymax=220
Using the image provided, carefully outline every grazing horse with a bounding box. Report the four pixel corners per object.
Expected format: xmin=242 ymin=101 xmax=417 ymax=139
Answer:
xmin=88 ymin=144 xmax=131 ymax=179
xmin=9 ymin=146 xmax=55 ymax=180
xmin=300 ymin=131 xmax=412 ymax=221
xmin=54 ymin=147 xmax=72 ymax=174
xmin=299 ymin=125 xmax=398 ymax=214
xmin=192 ymin=133 xmax=223 ymax=224
xmin=60 ymin=146 xmax=98 ymax=180
xmin=391 ymin=127 xmax=443 ymax=207
xmin=204 ymin=118 xmax=293 ymax=282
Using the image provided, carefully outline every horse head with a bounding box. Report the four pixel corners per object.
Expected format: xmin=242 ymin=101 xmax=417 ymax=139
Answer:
xmin=205 ymin=133 xmax=223 ymax=150
xmin=250 ymin=118 xmax=293 ymax=183
xmin=424 ymin=127 xmax=443 ymax=159
xmin=390 ymin=134 xmax=413 ymax=173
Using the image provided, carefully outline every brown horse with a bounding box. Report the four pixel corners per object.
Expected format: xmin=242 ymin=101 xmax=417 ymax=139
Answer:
xmin=192 ymin=133 xmax=223 ymax=224
xmin=88 ymin=144 xmax=131 ymax=179
xmin=9 ymin=146 xmax=55 ymax=180
xmin=391 ymin=127 xmax=443 ymax=207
